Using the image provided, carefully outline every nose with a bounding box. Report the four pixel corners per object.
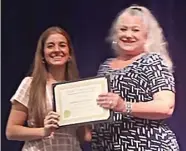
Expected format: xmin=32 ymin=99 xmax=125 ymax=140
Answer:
xmin=125 ymin=30 xmax=133 ymax=38
xmin=54 ymin=46 xmax=60 ymax=52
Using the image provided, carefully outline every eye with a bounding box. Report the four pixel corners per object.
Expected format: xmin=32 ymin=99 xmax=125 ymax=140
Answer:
xmin=47 ymin=44 xmax=54 ymax=49
xmin=120 ymin=28 xmax=127 ymax=31
xmin=59 ymin=44 xmax=67 ymax=48
xmin=132 ymin=28 xmax=140 ymax=32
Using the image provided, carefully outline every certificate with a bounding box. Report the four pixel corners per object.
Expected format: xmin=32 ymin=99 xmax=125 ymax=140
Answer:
xmin=52 ymin=76 xmax=111 ymax=126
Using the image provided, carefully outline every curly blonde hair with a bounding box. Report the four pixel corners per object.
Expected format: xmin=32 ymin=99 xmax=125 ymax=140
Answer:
xmin=107 ymin=5 xmax=173 ymax=72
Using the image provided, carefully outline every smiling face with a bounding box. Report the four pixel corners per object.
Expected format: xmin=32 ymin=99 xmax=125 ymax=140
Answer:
xmin=43 ymin=33 xmax=70 ymax=67
xmin=116 ymin=13 xmax=147 ymax=56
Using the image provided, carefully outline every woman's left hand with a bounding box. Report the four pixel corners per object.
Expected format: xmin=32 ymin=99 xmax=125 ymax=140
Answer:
xmin=97 ymin=92 xmax=126 ymax=112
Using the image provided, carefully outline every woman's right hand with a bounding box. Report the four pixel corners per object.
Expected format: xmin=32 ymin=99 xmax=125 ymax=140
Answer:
xmin=43 ymin=111 xmax=60 ymax=137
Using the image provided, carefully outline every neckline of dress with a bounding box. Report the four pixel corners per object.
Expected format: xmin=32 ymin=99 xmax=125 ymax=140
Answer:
xmin=107 ymin=53 xmax=148 ymax=72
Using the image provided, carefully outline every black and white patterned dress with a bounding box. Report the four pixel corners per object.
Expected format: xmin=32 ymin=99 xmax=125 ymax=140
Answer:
xmin=92 ymin=53 xmax=179 ymax=151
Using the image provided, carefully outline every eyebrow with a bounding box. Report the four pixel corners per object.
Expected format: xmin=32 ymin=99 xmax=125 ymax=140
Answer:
xmin=46 ymin=41 xmax=67 ymax=45
xmin=121 ymin=25 xmax=141 ymax=28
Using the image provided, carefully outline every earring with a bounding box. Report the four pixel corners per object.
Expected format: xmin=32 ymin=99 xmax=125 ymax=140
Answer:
xmin=112 ymin=41 xmax=118 ymax=50
xmin=68 ymin=56 xmax=72 ymax=62
xmin=42 ymin=58 xmax=45 ymax=63
xmin=112 ymin=41 xmax=118 ymax=45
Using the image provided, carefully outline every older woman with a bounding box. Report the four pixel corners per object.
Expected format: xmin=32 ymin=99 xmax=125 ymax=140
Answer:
xmin=92 ymin=5 xmax=179 ymax=151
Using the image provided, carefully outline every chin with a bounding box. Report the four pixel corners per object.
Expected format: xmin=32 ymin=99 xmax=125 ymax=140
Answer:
xmin=55 ymin=63 xmax=66 ymax=66
xmin=121 ymin=47 xmax=136 ymax=53
xmin=118 ymin=43 xmax=134 ymax=50
xmin=51 ymin=61 xmax=68 ymax=66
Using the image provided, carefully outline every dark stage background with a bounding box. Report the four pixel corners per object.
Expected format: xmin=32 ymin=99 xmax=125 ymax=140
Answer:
xmin=2 ymin=0 xmax=186 ymax=150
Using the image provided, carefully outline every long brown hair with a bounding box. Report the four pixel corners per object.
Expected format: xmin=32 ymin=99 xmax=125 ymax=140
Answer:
xmin=28 ymin=26 xmax=79 ymax=127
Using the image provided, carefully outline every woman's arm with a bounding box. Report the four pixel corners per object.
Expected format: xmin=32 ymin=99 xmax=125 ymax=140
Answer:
xmin=6 ymin=101 xmax=46 ymax=141
xmin=129 ymin=90 xmax=175 ymax=119
xmin=97 ymin=90 xmax=175 ymax=120
xmin=128 ymin=55 xmax=176 ymax=119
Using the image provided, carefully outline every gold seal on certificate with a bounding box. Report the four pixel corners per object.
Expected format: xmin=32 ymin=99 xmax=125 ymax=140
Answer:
xmin=52 ymin=76 xmax=111 ymax=126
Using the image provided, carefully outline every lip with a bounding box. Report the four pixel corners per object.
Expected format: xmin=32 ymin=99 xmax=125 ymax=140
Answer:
xmin=53 ymin=56 xmax=63 ymax=59
xmin=51 ymin=56 xmax=65 ymax=61
xmin=51 ymin=54 xmax=65 ymax=58
xmin=121 ymin=41 xmax=136 ymax=46
xmin=121 ymin=39 xmax=136 ymax=43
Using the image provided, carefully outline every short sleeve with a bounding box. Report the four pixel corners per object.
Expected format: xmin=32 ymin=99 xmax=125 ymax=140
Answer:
xmin=144 ymin=54 xmax=175 ymax=94
xmin=97 ymin=64 xmax=105 ymax=76
xmin=97 ymin=58 xmax=113 ymax=76
xmin=10 ymin=77 xmax=32 ymax=108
